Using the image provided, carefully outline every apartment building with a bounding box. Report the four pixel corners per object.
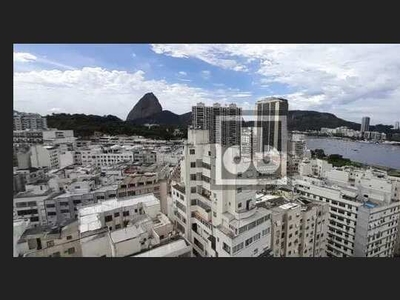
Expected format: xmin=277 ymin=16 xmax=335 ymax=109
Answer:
xmin=287 ymin=133 xmax=306 ymax=176
xmin=45 ymin=184 xmax=118 ymax=225
xmin=255 ymin=97 xmax=288 ymax=179
xmin=30 ymin=144 xmax=60 ymax=169
xmin=256 ymin=195 xmax=329 ymax=257
xmin=14 ymin=188 xmax=55 ymax=227
xmin=299 ymin=158 xmax=333 ymax=178
xmin=14 ymin=111 xmax=48 ymax=131
xmin=13 ymin=130 xmax=44 ymax=146
xmin=78 ymin=146 xmax=134 ymax=167
xmin=170 ymin=129 xmax=272 ymax=257
xmin=294 ymin=177 xmax=400 ymax=257
xmin=192 ymin=102 xmax=242 ymax=146
xmin=15 ymin=167 xmax=46 ymax=185
xmin=78 ymin=194 xmax=177 ymax=257
xmin=16 ymin=219 xmax=81 ymax=257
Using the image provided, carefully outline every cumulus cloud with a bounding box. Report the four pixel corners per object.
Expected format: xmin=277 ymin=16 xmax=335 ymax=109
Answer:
xmin=14 ymin=67 xmax=250 ymax=119
xmin=151 ymin=44 xmax=400 ymax=124
xmin=14 ymin=52 xmax=37 ymax=63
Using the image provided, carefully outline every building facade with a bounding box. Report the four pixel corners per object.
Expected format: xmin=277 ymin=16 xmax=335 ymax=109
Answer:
xmin=14 ymin=111 xmax=48 ymax=131
xmin=361 ymin=116 xmax=370 ymax=133
xmin=170 ymin=129 xmax=272 ymax=257
xmin=192 ymin=102 xmax=242 ymax=146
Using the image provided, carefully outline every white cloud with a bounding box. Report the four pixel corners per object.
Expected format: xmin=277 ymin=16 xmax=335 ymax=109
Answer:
xmin=151 ymin=44 xmax=248 ymax=72
xmin=14 ymin=67 xmax=250 ymax=119
xmin=14 ymin=52 xmax=37 ymax=63
xmin=151 ymin=44 xmax=400 ymax=124
xmin=14 ymin=51 xmax=75 ymax=70
xmin=131 ymin=52 xmax=137 ymax=58
xmin=231 ymin=92 xmax=252 ymax=98
xmin=178 ymin=71 xmax=187 ymax=76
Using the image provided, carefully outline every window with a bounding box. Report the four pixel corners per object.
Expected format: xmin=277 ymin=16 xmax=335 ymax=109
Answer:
xmin=237 ymin=187 xmax=242 ymax=193
xmin=233 ymin=243 xmax=244 ymax=253
xmin=190 ymin=174 xmax=197 ymax=181
xmin=245 ymin=237 xmax=253 ymax=247
xmin=191 ymin=162 xmax=196 ymax=168
xmin=48 ymin=212 xmax=56 ymax=216
xmin=67 ymin=247 xmax=75 ymax=254
xmin=47 ymin=241 xmax=54 ymax=247
xmin=115 ymin=224 xmax=121 ymax=229
xmin=191 ymin=187 xmax=196 ymax=193
xmin=190 ymin=149 xmax=195 ymax=155
xmin=61 ymin=209 xmax=70 ymax=214
xmin=46 ymin=204 xmax=55 ymax=208
xmin=208 ymin=151 xmax=211 ymax=156
xmin=262 ymin=228 xmax=270 ymax=236
xmin=52 ymin=252 xmax=61 ymax=257
xmin=114 ymin=212 xmax=120 ymax=217
xmin=123 ymin=211 xmax=129 ymax=217
xmin=222 ymin=242 xmax=231 ymax=254
xmin=238 ymin=203 xmax=242 ymax=208
xmin=66 ymin=235 xmax=72 ymax=240
xmin=105 ymin=215 xmax=113 ymax=222
xmin=254 ymin=233 xmax=261 ymax=241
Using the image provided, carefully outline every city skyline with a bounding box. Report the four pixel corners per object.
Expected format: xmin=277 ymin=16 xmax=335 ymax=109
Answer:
xmin=13 ymin=44 xmax=400 ymax=125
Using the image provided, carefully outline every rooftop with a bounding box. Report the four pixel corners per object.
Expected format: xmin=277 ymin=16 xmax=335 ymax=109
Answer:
xmin=133 ymin=238 xmax=190 ymax=257
xmin=173 ymin=184 xmax=185 ymax=194
xmin=110 ymin=223 xmax=147 ymax=244
xmin=79 ymin=194 xmax=159 ymax=233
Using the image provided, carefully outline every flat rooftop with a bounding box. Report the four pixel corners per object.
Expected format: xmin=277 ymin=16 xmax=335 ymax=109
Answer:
xmin=133 ymin=238 xmax=190 ymax=257
xmin=172 ymin=184 xmax=185 ymax=194
xmin=79 ymin=194 xmax=159 ymax=233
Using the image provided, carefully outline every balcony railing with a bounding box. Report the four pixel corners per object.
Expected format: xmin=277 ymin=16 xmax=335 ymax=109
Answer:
xmin=192 ymin=211 xmax=212 ymax=230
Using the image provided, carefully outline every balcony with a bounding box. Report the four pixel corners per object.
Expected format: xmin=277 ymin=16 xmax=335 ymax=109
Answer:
xmin=192 ymin=211 xmax=212 ymax=230
xmin=200 ymin=189 xmax=212 ymax=201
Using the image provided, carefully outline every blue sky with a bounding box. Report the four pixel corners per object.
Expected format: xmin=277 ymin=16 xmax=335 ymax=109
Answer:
xmin=13 ymin=44 xmax=400 ymax=125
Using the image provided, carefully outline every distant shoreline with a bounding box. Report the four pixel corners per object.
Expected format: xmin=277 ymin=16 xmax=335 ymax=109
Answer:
xmin=304 ymin=134 xmax=400 ymax=146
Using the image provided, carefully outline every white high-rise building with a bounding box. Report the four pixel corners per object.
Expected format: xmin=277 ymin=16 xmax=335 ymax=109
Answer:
xmin=395 ymin=121 xmax=400 ymax=130
xmin=171 ymin=129 xmax=272 ymax=257
xmin=294 ymin=176 xmax=400 ymax=257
